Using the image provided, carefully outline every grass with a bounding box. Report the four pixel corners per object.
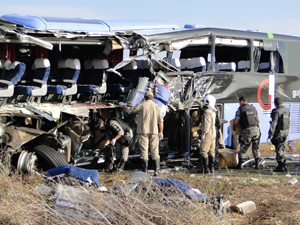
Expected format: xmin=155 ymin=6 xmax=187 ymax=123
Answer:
xmin=0 ymin=166 xmax=299 ymax=225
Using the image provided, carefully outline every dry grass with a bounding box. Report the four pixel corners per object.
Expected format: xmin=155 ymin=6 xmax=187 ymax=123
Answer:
xmin=0 ymin=169 xmax=228 ymax=225
xmin=1 ymin=166 xmax=299 ymax=225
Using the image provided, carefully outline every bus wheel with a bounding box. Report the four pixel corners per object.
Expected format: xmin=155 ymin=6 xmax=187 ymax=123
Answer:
xmin=28 ymin=145 xmax=68 ymax=172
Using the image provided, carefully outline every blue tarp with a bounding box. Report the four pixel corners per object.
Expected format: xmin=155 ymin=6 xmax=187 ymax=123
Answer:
xmin=45 ymin=165 xmax=99 ymax=187
xmin=152 ymin=177 xmax=207 ymax=201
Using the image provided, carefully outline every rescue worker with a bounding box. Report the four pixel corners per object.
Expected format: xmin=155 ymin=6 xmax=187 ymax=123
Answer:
xmin=96 ymin=117 xmax=133 ymax=172
xmin=123 ymin=91 xmax=164 ymax=176
xmin=267 ymin=97 xmax=290 ymax=172
xmin=198 ymin=95 xmax=216 ymax=174
xmin=233 ymin=96 xmax=261 ymax=170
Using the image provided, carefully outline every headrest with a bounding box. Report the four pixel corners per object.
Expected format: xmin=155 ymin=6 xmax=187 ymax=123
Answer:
xmin=180 ymin=58 xmax=191 ymax=69
xmin=142 ymin=60 xmax=149 ymax=69
xmin=170 ymin=58 xmax=181 ymax=68
xmin=66 ymin=58 xmax=81 ymax=70
xmin=93 ymin=59 xmax=109 ymax=69
xmin=3 ymin=60 xmax=12 ymax=70
xmin=31 ymin=63 xmax=36 ymax=70
xmin=123 ymin=61 xmax=138 ymax=71
xmin=35 ymin=58 xmax=50 ymax=69
xmin=258 ymin=62 xmax=270 ymax=70
xmin=190 ymin=57 xmax=206 ymax=68
xmin=136 ymin=60 xmax=144 ymax=69
xmin=10 ymin=61 xmax=20 ymax=69
xmin=58 ymin=59 xmax=67 ymax=69
xmin=216 ymin=62 xmax=236 ymax=71
xmin=84 ymin=59 xmax=93 ymax=70
xmin=238 ymin=60 xmax=250 ymax=69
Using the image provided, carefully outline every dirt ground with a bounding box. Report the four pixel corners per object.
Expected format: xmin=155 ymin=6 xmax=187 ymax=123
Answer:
xmin=188 ymin=161 xmax=300 ymax=225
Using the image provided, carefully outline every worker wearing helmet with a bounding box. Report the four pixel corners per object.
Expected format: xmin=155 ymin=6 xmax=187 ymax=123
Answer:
xmin=198 ymin=94 xmax=216 ymax=174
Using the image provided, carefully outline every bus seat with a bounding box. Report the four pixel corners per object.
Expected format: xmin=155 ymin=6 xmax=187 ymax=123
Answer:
xmin=47 ymin=58 xmax=80 ymax=103
xmin=258 ymin=62 xmax=270 ymax=72
xmin=0 ymin=60 xmax=11 ymax=79
xmin=142 ymin=59 xmax=153 ymax=79
xmin=49 ymin=59 xmax=67 ymax=81
xmin=215 ymin=62 xmax=236 ymax=72
xmin=16 ymin=58 xmax=50 ymax=103
xmin=190 ymin=57 xmax=206 ymax=72
xmin=136 ymin=60 xmax=144 ymax=78
xmin=77 ymin=59 xmax=108 ymax=100
xmin=180 ymin=58 xmax=191 ymax=71
xmin=170 ymin=58 xmax=181 ymax=71
xmin=107 ymin=60 xmax=137 ymax=94
xmin=143 ymin=81 xmax=171 ymax=105
xmin=237 ymin=60 xmax=250 ymax=72
xmin=78 ymin=59 xmax=92 ymax=84
xmin=152 ymin=60 xmax=161 ymax=72
xmin=0 ymin=61 xmax=26 ymax=98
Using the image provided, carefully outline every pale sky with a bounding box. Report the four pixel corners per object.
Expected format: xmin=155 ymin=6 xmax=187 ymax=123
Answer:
xmin=2 ymin=0 xmax=300 ymax=36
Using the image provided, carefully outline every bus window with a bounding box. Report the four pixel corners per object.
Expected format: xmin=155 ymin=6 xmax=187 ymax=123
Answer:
xmin=257 ymin=49 xmax=283 ymax=73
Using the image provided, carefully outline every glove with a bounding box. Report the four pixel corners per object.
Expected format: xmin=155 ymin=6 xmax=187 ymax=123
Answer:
xmin=267 ymin=138 xmax=272 ymax=145
xmin=201 ymin=134 xmax=205 ymax=142
xmin=110 ymin=139 xmax=116 ymax=146
xmin=158 ymin=133 xmax=163 ymax=140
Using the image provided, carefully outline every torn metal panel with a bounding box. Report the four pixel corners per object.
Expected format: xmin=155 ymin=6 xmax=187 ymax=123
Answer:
xmin=5 ymin=126 xmax=46 ymax=152
xmin=25 ymin=104 xmax=56 ymax=121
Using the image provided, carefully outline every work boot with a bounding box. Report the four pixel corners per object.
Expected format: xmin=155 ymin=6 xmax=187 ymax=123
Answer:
xmin=208 ymin=156 xmax=215 ymax=173
xmin=141 ymin=159 xmax=148 ymax=173
xmin=118 ymin=159 xmax=126 ymax=172
xmin=254 ymin=158 xmax=260 ymax=170
xmin=197 ymin=157 xmax=209 ymax=174
xmin=236 ymin=158 xmax=244 ymax=169
xmin=105 ymin=162 xmax=114 ymax=173
xmin=154 ymin=159 xmax=160 ymax=176
xmin=273 ymin=161 xmax=285 ymax=172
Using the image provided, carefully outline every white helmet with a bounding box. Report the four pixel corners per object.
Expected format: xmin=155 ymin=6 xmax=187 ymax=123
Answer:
xmin=204 ymin=95 xmax=216 ymax=111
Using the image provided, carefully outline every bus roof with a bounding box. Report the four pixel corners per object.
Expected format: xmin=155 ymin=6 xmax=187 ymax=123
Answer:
xmin=0 ymin=14 xmax=179 ymax=32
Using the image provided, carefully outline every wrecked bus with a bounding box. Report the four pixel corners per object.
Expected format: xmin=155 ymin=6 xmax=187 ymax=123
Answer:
xmin=0 ymin=14 xmax=299 ymax=173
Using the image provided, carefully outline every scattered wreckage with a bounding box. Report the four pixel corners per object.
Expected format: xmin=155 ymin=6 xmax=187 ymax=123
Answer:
xmin=0 ymin=14 xmax=299 ymax=174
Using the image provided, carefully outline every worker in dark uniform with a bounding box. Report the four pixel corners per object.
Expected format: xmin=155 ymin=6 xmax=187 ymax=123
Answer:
xmin=233 ymin=96 xmax=261 ymax=170
xmin=267 ymin=97 xmax=290 ymax=172
xmin=97 ymin=118 xmax=133 ymax=172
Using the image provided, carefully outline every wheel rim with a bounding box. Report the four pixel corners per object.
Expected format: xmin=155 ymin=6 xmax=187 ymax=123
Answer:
xmin=17 ymin=151 xmax=37 ymax=174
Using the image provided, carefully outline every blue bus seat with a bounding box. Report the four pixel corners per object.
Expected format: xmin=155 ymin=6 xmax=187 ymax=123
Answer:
xmin=47 ymin=58 xmax=80 ymax=103
xmin=237 ymin=60 xmax=250 ymax=72
xmin=0 ymin=61 xmax=26 ymax=98
xmin=215 ymin=62 xmax=236 ymax=72
xmin=48 ymin=59 xmax=67 ymax=82
xmin=258 ymin=62 xmax=270 ymax=72
xmin=143 ymin=81 xmax=171 ymax=105
xmin=180 ymin=58 xmax=191 ymax=71
xmin=16 ymin=58 xmax=50 ymax=103
xmin=106 ymin=60 xmax=137 ymax=98
xmin=142 ymin=60 xmax=153 ymax=79
xmin=190 ymin=57 xmax=206 ymax=72
xmin=0 ymin=60 xmax=11 ymax=79
xmin=77 ymin=59 xmax=108 ymax=102
xmin=77 ymin=59 xmax=93 ymax=84
xmin=170 ymin=58 xmax=181 ymax=71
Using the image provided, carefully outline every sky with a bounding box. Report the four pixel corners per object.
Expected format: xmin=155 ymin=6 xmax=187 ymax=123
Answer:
xmin=1 ymin=0 xmax=300 ymax=36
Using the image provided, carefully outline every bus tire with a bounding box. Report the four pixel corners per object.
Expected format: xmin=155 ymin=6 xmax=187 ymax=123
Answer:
xmin=29 ymin=145 xmax=68 ymax=171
